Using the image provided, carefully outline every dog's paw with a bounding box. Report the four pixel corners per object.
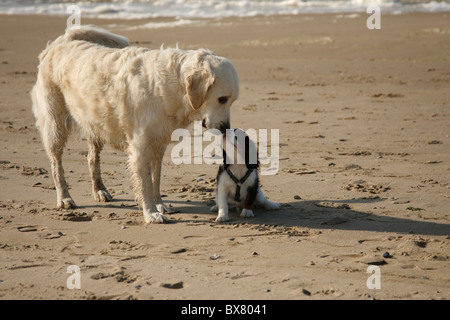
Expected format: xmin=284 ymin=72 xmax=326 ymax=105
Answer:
xmin=94 ymin=189 xmax=112 ymax=202
xmin=210 ymin=205 xmax=218 ymax=212
xmin=240 ymin=208 xmax=254 ymax=218
xmin=57 ymin=198 xmax=77 ymax=210
xmin=215 ymin=214 xmax=229 ymax=223
xmin=264 ymin=200 xmax=281 ymax=210
xmin=156 ymin=203 xmax=170 ymax=214
xmin=144 ymin=212 xmax=169 ymax=224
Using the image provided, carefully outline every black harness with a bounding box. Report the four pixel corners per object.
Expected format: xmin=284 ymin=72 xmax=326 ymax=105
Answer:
xmin=225 ymin=167 xmax=254 ymax=202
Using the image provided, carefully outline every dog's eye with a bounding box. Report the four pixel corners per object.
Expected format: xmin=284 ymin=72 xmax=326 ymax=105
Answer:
xmin=218 ymin=96 xmax=228 ymax=104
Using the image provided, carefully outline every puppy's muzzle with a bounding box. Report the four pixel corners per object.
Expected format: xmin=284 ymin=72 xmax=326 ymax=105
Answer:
xmin=218 ymin=121 xmax=230 ymax=135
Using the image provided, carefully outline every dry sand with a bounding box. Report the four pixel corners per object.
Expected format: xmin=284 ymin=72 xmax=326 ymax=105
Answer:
xmin=0 ymin=13 xmax=449 ymax=300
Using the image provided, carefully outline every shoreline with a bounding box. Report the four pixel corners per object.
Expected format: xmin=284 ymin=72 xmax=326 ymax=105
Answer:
xmin=1 ymin=0 xmax=450 ymax=19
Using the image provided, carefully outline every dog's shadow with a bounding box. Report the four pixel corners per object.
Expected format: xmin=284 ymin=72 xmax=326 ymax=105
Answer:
xmin=79 ymin=197 xmax=449 ymax=236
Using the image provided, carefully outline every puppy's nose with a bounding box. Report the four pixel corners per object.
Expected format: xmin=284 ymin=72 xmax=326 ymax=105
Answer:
xmin=219 ymin=121 xmax=230 ymax=134
xmin=202 ymin=119 xmax=206 ymax=128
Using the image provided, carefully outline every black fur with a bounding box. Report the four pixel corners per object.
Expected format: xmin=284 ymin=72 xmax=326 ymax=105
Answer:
xmin=222 ymin=130 xmax=259 ymax=171
xmin=246 ymin=180 xmax=259 ymax=207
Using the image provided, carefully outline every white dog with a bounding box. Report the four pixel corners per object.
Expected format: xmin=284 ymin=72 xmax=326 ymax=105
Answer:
xmin=31 ymin=26 xmax=239 ymax=223
xmin=211 ymin=129 xmax=280 ymax=222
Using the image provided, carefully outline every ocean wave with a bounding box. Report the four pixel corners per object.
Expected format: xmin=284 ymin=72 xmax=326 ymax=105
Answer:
xmin=0 ymin=0 xmax=449 ymax=20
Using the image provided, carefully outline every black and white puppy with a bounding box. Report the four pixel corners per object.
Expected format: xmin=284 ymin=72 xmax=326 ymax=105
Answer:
xmin=211 ymin=128 xmax=280 ymax=222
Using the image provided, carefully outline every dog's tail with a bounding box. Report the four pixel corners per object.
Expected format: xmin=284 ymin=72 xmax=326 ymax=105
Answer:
xmin=38 ymin=26 xmax=129 ymax=63
xmin=64 ymin=25 xmax=129 ymax=48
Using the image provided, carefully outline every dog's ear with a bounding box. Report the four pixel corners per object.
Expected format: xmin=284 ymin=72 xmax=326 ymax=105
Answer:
xmin=185 ymin=62 xmax=215 ymax=110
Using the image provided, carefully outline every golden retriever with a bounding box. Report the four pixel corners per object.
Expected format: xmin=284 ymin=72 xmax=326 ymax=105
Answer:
xmin=31 ymin=26 xmax=239 ymax=223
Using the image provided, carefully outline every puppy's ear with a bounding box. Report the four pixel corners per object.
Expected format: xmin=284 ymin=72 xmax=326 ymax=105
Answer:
xmin=245 ymin=136 xmax=259 ymax=170
xmin=222 ymin=149 xmax=230 ymax=169
xmin=185 ymin=62 xmax=215 ymax=110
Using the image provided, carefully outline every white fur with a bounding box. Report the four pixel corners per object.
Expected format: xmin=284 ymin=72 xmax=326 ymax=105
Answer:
xmin=31 ymin=26 xmax=239 ymax=223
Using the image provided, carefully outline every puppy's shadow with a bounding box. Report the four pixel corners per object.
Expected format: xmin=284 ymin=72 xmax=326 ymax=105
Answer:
xmin=169 ymin=197 xmax=449 ymax=236
xmin=272 ymin=199 xmax=449 ymax=236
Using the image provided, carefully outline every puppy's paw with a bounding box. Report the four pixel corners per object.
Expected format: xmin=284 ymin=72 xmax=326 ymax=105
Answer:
xmin=264 ymin=200 xmax=281 ymax=210
xmin=240 ymin=208 xmax=254 ymax=218
xmin=94 ymin=189 xmax=112 ymax=202
xmin=210 ymin=205 xmax=218 ymax=212
xmin=57 ymin=198 xmax=76 ymax=210
xmin=144 ymin=212 xmax=169 ymax=224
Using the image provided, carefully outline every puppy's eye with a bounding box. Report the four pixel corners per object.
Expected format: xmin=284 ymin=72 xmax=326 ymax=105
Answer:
xmin=218 ymin=96 xmax=228 ymax=104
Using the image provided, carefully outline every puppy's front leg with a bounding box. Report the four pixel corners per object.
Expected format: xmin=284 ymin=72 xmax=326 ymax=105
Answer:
xmin=240 ymin=186 xmax=257 ymax=218
xmin=128 ymin=142 xmax=168 ymax=223
xmin=215 ymin=184 xmax=229 ymax=222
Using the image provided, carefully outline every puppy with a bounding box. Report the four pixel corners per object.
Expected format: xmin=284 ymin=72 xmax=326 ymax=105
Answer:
xmin=31 ymin=26 xmax=239 ymax=223
xmin=211 ymin=129 xmax=280 ymax=222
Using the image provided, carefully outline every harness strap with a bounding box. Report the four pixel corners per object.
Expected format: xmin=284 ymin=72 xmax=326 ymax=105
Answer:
xmin=226 ymin=167 xmax=254 ymax=202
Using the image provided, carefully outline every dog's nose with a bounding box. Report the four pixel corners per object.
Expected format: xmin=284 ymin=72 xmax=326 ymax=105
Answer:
xmin=219 ymin=121 xmax=230 ymax=134
xmin=202 ymin=119 xmax=206 ymax=128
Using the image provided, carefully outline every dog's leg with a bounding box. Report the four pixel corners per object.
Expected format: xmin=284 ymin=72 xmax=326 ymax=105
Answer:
xmin=33 ymin=84 xmax=75 ymax=210
xmin=255 ymin=189 xmax=281 ymax=210
xmin=215 ymin=184 xmax=229 ymax=222
xmin=128 ymin=141 xmax=168 ymax=223
xmin=150 ymin=144 xmax=169 ymax=213
xmin=87 ymin=138 xmax=112 ymax=202
xmin=48 ymin=147 xmax=76 ymax=210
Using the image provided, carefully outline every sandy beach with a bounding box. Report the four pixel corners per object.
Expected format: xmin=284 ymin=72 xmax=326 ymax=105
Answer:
xmin=0 ymin=12 xmax=449 ymax=300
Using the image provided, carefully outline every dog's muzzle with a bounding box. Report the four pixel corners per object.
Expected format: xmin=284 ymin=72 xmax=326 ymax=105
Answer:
xmin=202 ymin=119 xmax=230 ymax=135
